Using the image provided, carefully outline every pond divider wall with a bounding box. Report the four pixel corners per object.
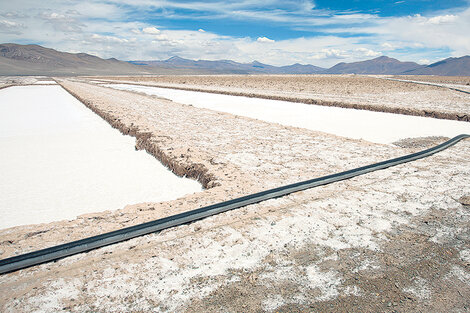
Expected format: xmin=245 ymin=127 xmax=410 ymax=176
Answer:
xmin=57 ymin=80 xmax=217 ymax=189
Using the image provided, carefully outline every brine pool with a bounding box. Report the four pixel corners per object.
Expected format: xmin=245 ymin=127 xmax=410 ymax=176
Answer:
xmin=105 ymin=84 xmax=470 ymax=145
xmin=0 ymin=85 xmax=201 ymax=229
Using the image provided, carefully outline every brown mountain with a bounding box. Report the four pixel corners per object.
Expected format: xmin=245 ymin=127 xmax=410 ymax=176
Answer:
xmin=325 ymin=56 xmax=423 ymax=74
xmin=403 ymin=56 xmax=470 ymax=76
xmin=0 ymin=43 xmax=157 ymax=76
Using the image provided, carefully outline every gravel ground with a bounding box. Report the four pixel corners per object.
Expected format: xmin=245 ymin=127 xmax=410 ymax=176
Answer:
xmin=0 ymin=80 xmax=469 ymax=312
xmin=91 ymin=75 xmax=470 ymax=121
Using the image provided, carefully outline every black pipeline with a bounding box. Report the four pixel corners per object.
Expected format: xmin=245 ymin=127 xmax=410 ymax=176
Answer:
xmin=1 ymin=134 xmax=468 ymax=275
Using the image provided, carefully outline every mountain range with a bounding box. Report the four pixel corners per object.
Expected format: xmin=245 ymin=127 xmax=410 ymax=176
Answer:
xmin=130 ymin=57 xmax=325 ymax=74
xmin=1 ymin=43 xmax=469 ymax=76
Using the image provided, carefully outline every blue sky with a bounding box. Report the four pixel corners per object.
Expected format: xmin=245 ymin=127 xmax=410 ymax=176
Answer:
xmin=1 ymin=0 xmax=469 ymax=66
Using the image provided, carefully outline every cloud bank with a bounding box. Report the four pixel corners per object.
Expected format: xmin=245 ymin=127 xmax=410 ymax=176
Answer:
xmin=0 ymin=0 xmax=468 ymax=66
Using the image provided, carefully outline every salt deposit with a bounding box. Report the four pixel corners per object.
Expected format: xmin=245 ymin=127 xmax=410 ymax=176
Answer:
xmin=33 ymin=80 xmax=57 ymax=85
xmin=106 ymin=84 xmax=470 ymax=144
xmin=0 ymin=85 xmax=201 ymax=229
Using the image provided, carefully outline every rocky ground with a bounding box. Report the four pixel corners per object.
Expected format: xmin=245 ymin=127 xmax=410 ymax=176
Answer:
xmin=92 ymin=74 xmax=470 ymax=121
xmin=0 ymin=79 xmax=469 ymax=312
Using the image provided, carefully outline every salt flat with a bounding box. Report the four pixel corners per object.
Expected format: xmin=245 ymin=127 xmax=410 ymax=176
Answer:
xmin=106 ymin=83 xmax=470 ymax=144
xmin=0 ymin=85 xmax=201 ymax=229
xmin=1 ymin=80 xmax=469 ymax=312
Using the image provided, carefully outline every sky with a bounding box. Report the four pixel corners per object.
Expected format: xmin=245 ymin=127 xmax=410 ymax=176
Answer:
xmin=0 ymin=0 xmax=469 ymax=67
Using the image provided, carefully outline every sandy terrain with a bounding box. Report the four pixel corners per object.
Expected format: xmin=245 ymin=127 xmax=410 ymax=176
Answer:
xmin=92 ymin=75 xmax=470 ymax=121
xmin=1 ymin=79 xmax=469 ymax=312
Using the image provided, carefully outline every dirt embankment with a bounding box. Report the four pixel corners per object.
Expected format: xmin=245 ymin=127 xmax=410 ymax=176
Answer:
xmin=94 ymin=75 xmax=470 ymax=122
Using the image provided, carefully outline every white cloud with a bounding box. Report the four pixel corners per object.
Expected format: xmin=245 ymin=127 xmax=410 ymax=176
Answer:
xmin=335 ymin=13 xmax=377 ymax=20
xmin=364 ymin=8 xmax=470 ymax=58
xmin=153 ymin=34 xmax=169 ymax=41
xmin=0 ymin=19 xmax=20 ymax=27
xmin=0 ymin=19 xmax=18 ymax=26
xmin=142 ymin=26 xmax=160 ymax=34
xmin=0 ymin=12 xmax=28 ymax=18
xmin=411 ymin=13 xmax=458 ymax=25
xmin=257 ymin=36 xmax=274 ymax=43
xmin=40 ymin=11 xmax=83 ymax=32
xmin=91 ymin=33 xmax=128 ymax=43
xmin=311 ymin=48 xmax=348 ymax=60
xmin=301 ymin=0 xmax=315 ymax=11
xmin=71 ymin=2 xmax=123 ymax=19
xmin=0 ymin=19 xmax=24 ymax=34
xmin=427 ymin=14 xmax=457 ymax=25
xmin=355 ymin=47 xmax=381 ymax=57
xmin=198 ymin=28 xmax=205 ymax=32
xmin=418 ymin=59 xmax=430 ymax=64
xmin=42 ymin=12 xmax=66 ymax=20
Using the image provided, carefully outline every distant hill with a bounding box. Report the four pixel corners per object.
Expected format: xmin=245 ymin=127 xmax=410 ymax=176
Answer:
xmin=277 ymin=63 xmax=326 ymax=74
xmin=325 ymin=56 xmax=423 ymax=75
xmin=130 ymin=57 xmax=325 ymax=74
xmin=0 ymin=43 xmax=157 ymax=76
xmin=403 ymin=56 xmax=470 ymax=76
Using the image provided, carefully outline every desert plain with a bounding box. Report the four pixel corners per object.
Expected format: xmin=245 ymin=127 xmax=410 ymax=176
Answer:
xmin=0 ymin=74 xmax=469 ymax=312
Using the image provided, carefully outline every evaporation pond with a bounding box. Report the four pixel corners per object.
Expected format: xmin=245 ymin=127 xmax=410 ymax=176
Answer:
xmin=0 ymin=85 xmax=201 ymax=229
xmin=106 ymin=84 xmax=470 ymax=144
